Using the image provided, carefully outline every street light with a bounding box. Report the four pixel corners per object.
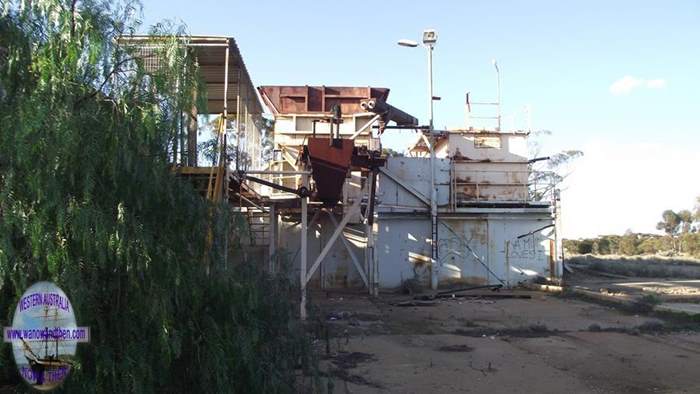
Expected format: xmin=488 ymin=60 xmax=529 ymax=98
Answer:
xmin=397 ymin=39 xmax=418 ymax=48
xmin=397 ymin=29 xmax=439 ymax=290
xmin=397 ymin=29 xmax=437 ymax=131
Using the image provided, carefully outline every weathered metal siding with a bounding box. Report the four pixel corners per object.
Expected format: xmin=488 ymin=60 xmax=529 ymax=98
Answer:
xmin=441 ymin=132 xmax=528 ymax=161
xmin=377 ymin=157 xmax=450 ymax=211
xmin=375 ymin=217 xmax=433 ymax=287
xmin=487 ymin=218 xmax=557 ymax=285
xmin=452 ymin=162 xmax=529 ymax=202
xmin=373 ymin=155 xmax=559 ymax=289
xmin=341 ymin=171 xmax=364 ymax=223
xmin=272 ymin=115 xmax=379 ymax=149
xmin=438 ymin=219 xmax=491 ymax=285
xmin=375 ymin=214 xmax=558 ymax=289
xmin=278 ymin=215 xmax=367 ymax=288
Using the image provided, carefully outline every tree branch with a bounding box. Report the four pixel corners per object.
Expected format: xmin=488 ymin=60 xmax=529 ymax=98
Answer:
xmin=74 ymin=56 xmax=136 ymax=109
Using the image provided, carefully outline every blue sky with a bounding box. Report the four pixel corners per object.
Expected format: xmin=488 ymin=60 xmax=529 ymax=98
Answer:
xmin=142 ymin=0 xmax=699 ymax=238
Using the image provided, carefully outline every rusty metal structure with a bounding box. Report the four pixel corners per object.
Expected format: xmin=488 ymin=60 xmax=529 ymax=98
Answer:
xmin=121 ymin=35 xmax=562 ymax=320
xmin=253 ymin=85 xmax=418 ymax=317
xmin=256 ymin=84 xmax=561 ymax=320
xmin=377 ymin=127 xmax=561 ymax=290
xmin=118 ymin=35 xmax=264 ymax=201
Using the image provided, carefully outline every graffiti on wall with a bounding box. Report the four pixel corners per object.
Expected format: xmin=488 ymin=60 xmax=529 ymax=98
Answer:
xmin=507 ymin=234 xmax=545 ymax=260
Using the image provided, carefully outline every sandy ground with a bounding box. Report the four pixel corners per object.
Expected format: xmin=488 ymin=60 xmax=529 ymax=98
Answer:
xmin=311 ymin=290 xmax=700 ymax=394
xmin=568 ymin=273 xmax=700 ymax=299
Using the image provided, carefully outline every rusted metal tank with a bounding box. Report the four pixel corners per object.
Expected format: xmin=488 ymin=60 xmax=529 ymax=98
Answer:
xmin=305 ymin=137 xmax=354 ymax=205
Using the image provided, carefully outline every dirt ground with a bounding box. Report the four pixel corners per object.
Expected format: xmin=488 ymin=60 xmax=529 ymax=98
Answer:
xmin=311 ymin=289 xmax=700 ymax=394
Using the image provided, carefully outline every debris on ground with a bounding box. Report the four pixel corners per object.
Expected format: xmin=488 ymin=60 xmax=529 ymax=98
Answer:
xmin=326 ymin=311 xmax=352 ymax=321
xmin=437 ymin=344 xmax=474 ymax=352
xmin=455 ymin=324 xmax=558 ymax=338
xmin=395 ymin=300 xmax=437 ymax=307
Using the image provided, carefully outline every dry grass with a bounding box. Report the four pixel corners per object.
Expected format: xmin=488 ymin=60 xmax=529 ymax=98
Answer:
xmin=567 ymin=255 xmax=700 ymax=278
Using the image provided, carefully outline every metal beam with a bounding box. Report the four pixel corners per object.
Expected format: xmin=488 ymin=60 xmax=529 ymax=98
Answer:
xmin=366 ymin=170 xmax=378 ymax=295
xmin=281 ymin=147 xmax=299 ymax=171
xmin=350 ymin=114 xmax=381 ymax=140
xmin=235 ymin=193 xmax=267 ymax=212
xmin=269 ymin=203 xmax=277 ymax=273
xmin=326 ymin=211 xmax=368 ymax=288
xmin=300 ymin=175 xmax=308 ymax=320
xmin=304 ymin=198 xmax=362 ymax=286
xmin=378 ymin=167 xmax=431 ymax=207
xmin=245 ymin=170 xmax=309 ymax=175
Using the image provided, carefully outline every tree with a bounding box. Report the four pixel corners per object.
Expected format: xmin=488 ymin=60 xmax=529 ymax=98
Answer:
xmin=656 ymin=210 xmax=681 ymax=235
xmin=678 ymin=209 xmax=693 ymax=234
xmin=0 ymin=2 xmax=313 ymax=392
xmin=528 ymin=130 xmax=583 ymax=201
xmin=382 ymin=147 xmax=405 ymax=157
xmin=619 ymin=233 xmax=639 ymax=255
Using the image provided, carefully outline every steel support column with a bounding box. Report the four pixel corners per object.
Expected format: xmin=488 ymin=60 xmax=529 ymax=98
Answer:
xmin=268 ymin=203 xmax=277 ymax=273
xmin=300 ymin=174 xmax=308 ymax=320
xmin=365 ymin=170 xmax=378 ymax=295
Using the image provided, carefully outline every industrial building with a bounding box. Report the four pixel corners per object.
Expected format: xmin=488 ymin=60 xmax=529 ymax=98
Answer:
xmin=122 ymin=35 xmax=563 ymax=318
xmin=261 ymin=88 xmax=563 ymax=293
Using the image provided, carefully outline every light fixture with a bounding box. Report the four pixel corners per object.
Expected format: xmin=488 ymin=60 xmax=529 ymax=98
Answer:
xmin=397 ymin=39 xmax=419 ymax=48
xmin=422 ymin=29 xmax=437 ymax=46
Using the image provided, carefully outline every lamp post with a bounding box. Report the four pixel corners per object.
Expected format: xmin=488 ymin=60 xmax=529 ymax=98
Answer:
xmin=398 ymin=29 xmax=439 ymax=290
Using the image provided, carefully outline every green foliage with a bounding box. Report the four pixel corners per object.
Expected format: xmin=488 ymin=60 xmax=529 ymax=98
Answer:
xmin=639 ymin=294 xmax=662 ymax=306
xmin=677 ymin=209 xmax=693 ymax=234
xmin=381 ymin=147 xmax=404 ymax=157
xmin=0 ymin=1 xmax=313 ymax=392
xmin=563 ymin=233 xmax=700 ymax=258
xmin=527 ymin=130 xmax=583 ymax=201
xmin=564 ymin=198 xmax=700 ymax=258
xmin=657 ymin=209 xmax=681 ymax=236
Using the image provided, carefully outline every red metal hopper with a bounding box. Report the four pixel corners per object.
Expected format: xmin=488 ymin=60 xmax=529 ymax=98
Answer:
xmin=305 ymin=137 xmax=354 ymax=205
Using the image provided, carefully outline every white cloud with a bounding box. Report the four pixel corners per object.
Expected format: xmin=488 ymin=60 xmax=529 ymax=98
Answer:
xmin=646 ymin=79 xmax=667 ymax=89
xmin=609 ymin=76 xmax=667 ymax=95
xmin=560 ymin=140 xmax=700 ymax=239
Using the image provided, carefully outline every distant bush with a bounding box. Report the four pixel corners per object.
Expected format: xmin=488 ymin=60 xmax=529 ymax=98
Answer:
xmin=564 ymin=233 xmax=700 ymax=259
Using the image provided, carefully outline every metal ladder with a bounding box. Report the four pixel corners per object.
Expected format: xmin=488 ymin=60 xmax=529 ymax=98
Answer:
xmin=246 ymin=210 xmax=269 ymax=246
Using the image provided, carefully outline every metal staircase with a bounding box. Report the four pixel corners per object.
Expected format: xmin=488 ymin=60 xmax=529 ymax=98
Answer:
xmin=246 ymin=210 xmax=269 ymax=246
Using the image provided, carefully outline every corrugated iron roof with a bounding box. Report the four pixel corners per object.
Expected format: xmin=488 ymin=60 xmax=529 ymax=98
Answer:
xmin=118 ymin=35 xmax=262 ymax=115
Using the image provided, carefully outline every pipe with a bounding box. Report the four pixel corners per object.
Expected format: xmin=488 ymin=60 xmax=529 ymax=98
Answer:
xmin=528 ymin=156 xmax=550 ymax=164
xmin=360 ymin=98 xmax=418 ymax=127
xmin=516 ymin=224 xmax=555 ymax=239
xmin=242 ymin=175 xmax=309 ymax=197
